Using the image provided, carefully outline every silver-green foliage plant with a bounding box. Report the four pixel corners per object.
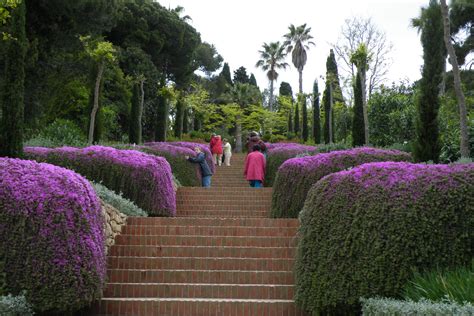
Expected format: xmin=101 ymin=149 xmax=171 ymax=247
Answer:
xmin=92 ymin=182 xmax=147 ymax=217
xmin=0 ymin=293 xmax=34 ymax=316
xmin=360 ymin=297 xmax=474 ymax=316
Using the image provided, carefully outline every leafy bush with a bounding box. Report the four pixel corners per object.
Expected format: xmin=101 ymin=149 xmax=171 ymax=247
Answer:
xmin=24 ymin=119 xmax=87 ymax=148
xmin=139 ymin=143 xmax=201 ymax=186
xmin=0 ymin=158 xmax=105 ymax=313
xmin=271 ymin=148 xmax=411 ymax=218
xmin=0 ymin=293 xmax=35 ymax=316
xmin=296 ymin=162 xmax=474 ymax=314
xmin=92 ymin=182 xmax=148 ymax=217
xmin=24 ymin=146 xmax=176 ymax=216
xmin=361 ymin=297 xmax=474 ymax=315
xmin=403 ymin=261 xmax=474 ymax=304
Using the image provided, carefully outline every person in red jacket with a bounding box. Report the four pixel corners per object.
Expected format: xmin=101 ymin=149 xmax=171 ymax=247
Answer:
xmin=209 ymin=134 xmax=223 ymax=166
xmin=244 ymin=144 xmax=266 ymax=188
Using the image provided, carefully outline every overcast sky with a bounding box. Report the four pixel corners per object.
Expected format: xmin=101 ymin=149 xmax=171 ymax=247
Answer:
xmin=161 ymin=0 xmax=428 ymax=94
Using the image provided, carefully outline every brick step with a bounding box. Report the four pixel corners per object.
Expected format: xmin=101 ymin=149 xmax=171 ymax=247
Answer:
xmin=93 ymin=297 xmax=306 ymax=316
xmin=177 ymin=187 xmax=272 ymax=193
xmin=126 ymin=217 xmax=299 ymax=227
xmin=104 ymin=283 xmax=294 ymax=300
xmin=176 ymin=197 xmax=272 ymax=203
xmin=176 ymin=205 xmax=269 ymax=211
xmin=177 ymin=210 xmax=269 ymax=218
xmin=176 ymin=192 xmax=272 ymax=198
xmin=176 ymin=200 xmax=271 ymax=206
xmin=109 ymin=245 xmax=296 ymax=258
xmin=122 ymin=225 xmax=298 ymax=236
xmin=114 ymin=235 xmax=296 ymax=247
xmin=107 ymin=257 xmax=295 ymax=271
xmin=107 ymin=269 xmax=294 ymax=285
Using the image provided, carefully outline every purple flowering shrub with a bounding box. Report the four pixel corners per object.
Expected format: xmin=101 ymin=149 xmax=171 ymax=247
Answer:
xmin=120 ymin=143 xmax=201 ymax=186
xmin=25 ymin=146 xmax=176 ymax=216
xmin=271 ymin=147 xmax=411 ymax=218
xmin=0 ymin=158 xmax=105 ymax=312
xmin=295 ymin=162 xmax=474 ymax=314
xmin=265 ymin=142 xmax=349 ymax=186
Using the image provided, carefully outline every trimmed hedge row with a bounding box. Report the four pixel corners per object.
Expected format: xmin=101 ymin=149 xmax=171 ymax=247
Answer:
xmin=295 ymin=162 xmax=474 ymax=314
xmin=0 ymin=158 xmax=105 ymax=313
xmin=140 ymin=143 xmax=200 ymax=186
xmin=25 ymin=146 xmax=176 ymax=216
xmin=271 ymin=147 xmax=411 ymax=218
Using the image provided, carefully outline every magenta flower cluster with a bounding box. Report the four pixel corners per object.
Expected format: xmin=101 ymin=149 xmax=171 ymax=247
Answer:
xmin=25 ymin=146 xmax=176 ymax=216
xmin=271 ymin=147 xmax=412 ymax=218
xmin=295 ymin=161 xmax=474 ymax=314
xmin=0 ymin=158 xmax=105 ymax=312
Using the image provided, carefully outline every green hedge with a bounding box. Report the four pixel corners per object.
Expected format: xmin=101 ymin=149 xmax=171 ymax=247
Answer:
xmin=92 ymin=182 xmax=148 ymax=217
xmin=295 ymin=162 xmax=474 ymax=314
xmin=271 ymin=147 xmax=411 ymax=218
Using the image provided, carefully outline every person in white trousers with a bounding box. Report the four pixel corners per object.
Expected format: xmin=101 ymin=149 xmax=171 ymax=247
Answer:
xmin=223 ymin=138 xmax=232 ymax=166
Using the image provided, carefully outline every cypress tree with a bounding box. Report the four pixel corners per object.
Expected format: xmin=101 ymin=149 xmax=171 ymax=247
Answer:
xmin=279 ymin=82 xmax=293 ymax=97
xmin=129 ymin=83 xmax=141 ymax=144
xmin=323 ymin=86 xmax=331 ymax=143
xmin=288 ymin=108 xmax=293 ymax=134
xmin=155 ymin=82 xmax=169 ymax=141
xmin=174 ymin=97 xmax=184 ymax=139
xmin=294 ymin=101 xmax=300 ymax=136
xmin=322 ymin=50 xmax=342 ymax=144
xmin=249 ymin=73 xmax=258 ymax=87
xmin=312 ymin=80 xmax=321 ymax=144
xmin=0 ymin=0 xmax=26 ymax=158
xmin=352 ymin=71 xmax=365 ymax=146
xmin=413 ymin=0 xmax=445 ymax=162
xmin=233 ymin=66 xmax=250 ymax=84
xmin=220 ymin=63 xmax=233 ymax=86
xmin=301 ymin=95 xmax=308 ymax=141
xmin=183 ymin=107 xmax=189 ymax=134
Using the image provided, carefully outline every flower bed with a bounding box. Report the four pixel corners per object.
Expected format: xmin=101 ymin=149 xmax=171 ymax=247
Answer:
xmin=295 ymin=162 xmax=474 ymax=314
xmin=25 ymin=146 xmax=176 ymax=216
xmin=140 ymin=143 xmax=201 ymax=186
xmin=271 ymin=147 xmax=411 ymax=218
xmin=0 ymin=158 xmax=105 ymax=313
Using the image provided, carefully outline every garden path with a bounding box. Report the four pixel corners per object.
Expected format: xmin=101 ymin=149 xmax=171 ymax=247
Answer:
xmin=94 ymin=154 xmax=305 ymax=315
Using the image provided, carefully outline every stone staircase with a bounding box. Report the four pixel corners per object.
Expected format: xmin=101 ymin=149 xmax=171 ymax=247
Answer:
xmin=93 ymin=153 xmax=304 ymax=315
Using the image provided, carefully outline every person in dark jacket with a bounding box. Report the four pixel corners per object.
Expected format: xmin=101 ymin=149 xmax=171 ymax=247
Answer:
xmin=185 ymin=147 xmax=213 ymax=187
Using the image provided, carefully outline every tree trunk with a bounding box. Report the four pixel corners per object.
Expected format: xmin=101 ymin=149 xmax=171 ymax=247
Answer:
xmin=88 ymin=61 xmax=105 ymax=145
xmin=440 ymin=0 xmax=470 ymax=158
xmin=269 ymin=79 xmax=274 ymax=112
xmin=298 ymin=69 xmax=303 ymax=94
xmin=328 ymin=82 xmax=333 ymax=144
xmin=361 ymin=69 xmax=369 ymax=145
xmin=235 ymin=117 xmax=242 ymax=153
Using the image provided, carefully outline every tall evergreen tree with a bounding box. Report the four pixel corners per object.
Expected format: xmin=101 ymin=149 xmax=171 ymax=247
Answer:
xmin=249 ymin=73 xmax=258 ymax=87
xmin=174 ymin=96 xmax=184 ymax=139
xmin=352 ymin=71 xmax=365 ymax=146
xmin=412 ymin=0 xmax=446 ymax=162
xmin=0 ymin=0 xmax=26 ymax=158
xmin=312 ymin=80 xmax=321 ymax=144
xmin=294 ymin=100 xmax=300 ymax=136
xmin=301 ymin=95 xmax=308 ymax=141
xmin=182 ymin=107 xmax=189 ymax=134
xmin=280 ymin=82 xmax=294 ymax=134
xmin=350 ymin=43 xmax=370 ymax=145
xmin=129 ymin=83 xmax=141 ymax=144
xmin=233 ymin=66 xmax=250 ymax=84
xmin=322 ymin=50 xmax=343 ymax=144
xmin=220 ymin=62 xmax=233 ymax=86
xmin=155 ymin=82 xmax=170 ymax=141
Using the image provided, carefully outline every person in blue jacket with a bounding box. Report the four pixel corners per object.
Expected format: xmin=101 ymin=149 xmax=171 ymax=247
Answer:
xmin=185 ymin=147 xmax=213 ymax=187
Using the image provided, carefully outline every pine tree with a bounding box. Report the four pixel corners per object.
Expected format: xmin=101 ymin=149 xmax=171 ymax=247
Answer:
xmin=129 ymin=83 xmax=141 ymax=144
xmin=0 ymin=0 xmax=26 ymax=158
xmin=312 ymin=80 xmax=321 ymax=144
xmin=412 ymin=0 xmax=445 ymax=162
xmin=233 ymin=66 xmax=250 ymax=84
xmin=352 ymin=71 xmax=365 ymax=146
xmin=301 ymin=95 xmax=308 ymax=141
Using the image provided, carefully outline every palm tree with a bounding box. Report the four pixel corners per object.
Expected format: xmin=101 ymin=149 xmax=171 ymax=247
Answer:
xmin=283 ymin=24 xmax=315 ymax=94
xmin=256 ymin=42 xmax=289 ymax=111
